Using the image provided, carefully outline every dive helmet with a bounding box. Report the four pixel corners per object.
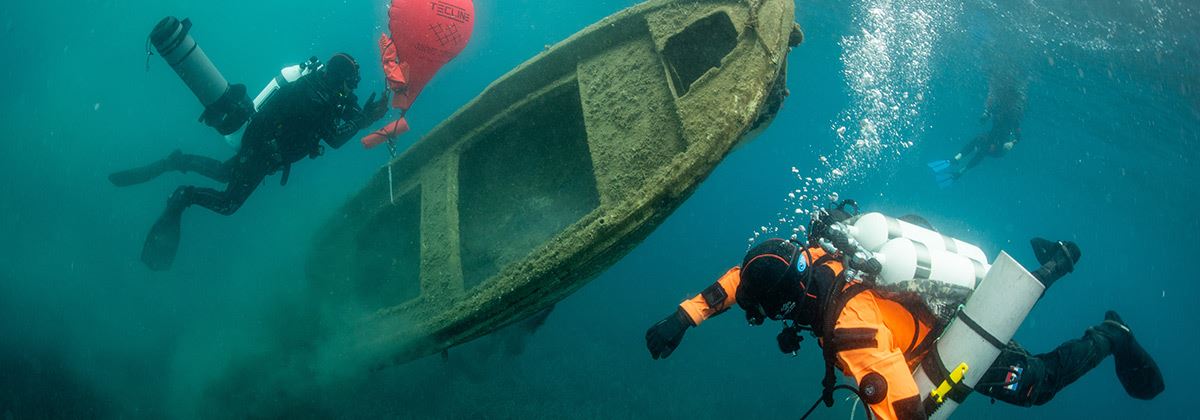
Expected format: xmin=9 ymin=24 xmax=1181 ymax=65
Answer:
xmin=737 ymin=238 xmax=808 ymax=325
xmin=325 ymin=53 xmax=361 ymax=91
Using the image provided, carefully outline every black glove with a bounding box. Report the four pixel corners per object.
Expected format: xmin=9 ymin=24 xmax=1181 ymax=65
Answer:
xmin=777 ymin=324 xmax=804 ymax=354
xmin=1030 ymin=237 xmax=1082 ymax=289
xmin=360 ymin=90 xmax=390 ymax=125
xmin=646 ymin=308 xmax=692 ymax=360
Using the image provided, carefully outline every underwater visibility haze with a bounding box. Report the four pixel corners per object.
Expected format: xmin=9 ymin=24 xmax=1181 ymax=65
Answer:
xmin=0 ymin=0 xmax=1196 ymax=418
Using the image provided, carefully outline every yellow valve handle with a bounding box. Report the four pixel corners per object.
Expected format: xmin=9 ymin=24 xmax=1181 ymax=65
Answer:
xmin=931 ymin=362 xmax=970 ymax=404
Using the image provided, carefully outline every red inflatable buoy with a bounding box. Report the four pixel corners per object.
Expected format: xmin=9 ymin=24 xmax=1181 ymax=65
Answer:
xmin=385 ymin=0 xmax=474 ymax=111
xmin=364 ymin=0 xmax=475 ymax=149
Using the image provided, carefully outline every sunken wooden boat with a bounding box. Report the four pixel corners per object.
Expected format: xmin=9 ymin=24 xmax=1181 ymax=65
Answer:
xmin=307 ymin=0 xmax=800 ymax=365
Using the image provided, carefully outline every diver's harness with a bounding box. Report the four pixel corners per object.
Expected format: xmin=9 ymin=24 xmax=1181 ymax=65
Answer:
xmin=795 ymin=200 xmax=945 ymax=420
xmin=254 ymin=57 xmax=357 ymax=187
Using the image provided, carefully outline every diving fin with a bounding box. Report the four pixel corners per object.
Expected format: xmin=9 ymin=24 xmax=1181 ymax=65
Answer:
xmin=1103 ymin=311 xmax=1165 ymax=400
xmin=934 ymin=170 xmax=958 ymax=189
xmin=109 ymin=150 xmax=181 ymax=187
xmin=141 ymin=189 xmax=188 ymax=271
xmin=928 ymin=160 xmax=958 ymax=188
xmin=1030 ymin=238 xmax=1081 ymax=267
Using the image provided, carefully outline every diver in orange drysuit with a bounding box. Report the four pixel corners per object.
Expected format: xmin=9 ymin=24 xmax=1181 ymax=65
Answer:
xmin=645 ymin=207 xmax=1164 ymax=420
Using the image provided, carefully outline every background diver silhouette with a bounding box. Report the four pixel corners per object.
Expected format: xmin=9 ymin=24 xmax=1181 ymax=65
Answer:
xmin=929 ymin=62 xmax=1028 ymax=188
xmin=110 ymin=53 xmax=388 ymax=270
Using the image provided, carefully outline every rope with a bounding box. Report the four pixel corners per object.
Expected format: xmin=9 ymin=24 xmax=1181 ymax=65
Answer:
xmin=800 ymin=385 xmax=875 ymax=420
xmin=383 ymin=109 xmax=407 ymax=205
xmin=144 ymin=35 xmax=154 ymax=72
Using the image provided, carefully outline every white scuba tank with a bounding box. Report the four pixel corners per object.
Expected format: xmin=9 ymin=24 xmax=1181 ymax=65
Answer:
xmin=871 ymin=237 xmax=988 ymax=289
xmin=846 ymin=212 xmax=988 ymax=265
xmin=223 ymin=59 xmax=320 ymax=150
xmin=912 ymin=251 xmax=1045 ymax=419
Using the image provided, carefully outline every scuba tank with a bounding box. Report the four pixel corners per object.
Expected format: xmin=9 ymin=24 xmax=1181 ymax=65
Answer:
xmin=872 ymin=237 xmax=987 ymax=289
xmin=223 ymin=58 xmax=322 ymax=150
xmin=912 ymin=251 xmax=1045 ymax=419
xmin=811 ymin=203 xmax=990 ymax=322
xmin=817 ymin=211 xmax=990 ymax=292
xmin=149 ymin=17 xmax=254 ymax=135
xmin=846 ymin=212 xmax=988 ymax=265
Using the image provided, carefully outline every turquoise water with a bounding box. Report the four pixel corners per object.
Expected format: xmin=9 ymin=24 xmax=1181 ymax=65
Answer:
xmin=1 ymin=0 xmax=1195 ymax=418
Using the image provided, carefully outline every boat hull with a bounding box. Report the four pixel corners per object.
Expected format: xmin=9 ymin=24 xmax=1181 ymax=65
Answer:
xmin=307 ymin=0 xmax=799 ymax=365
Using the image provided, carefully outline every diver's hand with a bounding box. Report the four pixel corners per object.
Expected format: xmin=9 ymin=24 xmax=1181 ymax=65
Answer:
xmin=777 ymin=325 xmax=804 ymax=354
xmin=1003 ymin=141 xmax=1015 ymax=151
xmin=646 ymin=309 xmax=692 ymax=359
xmin=361 ymin=90 xmax=390 ymax=125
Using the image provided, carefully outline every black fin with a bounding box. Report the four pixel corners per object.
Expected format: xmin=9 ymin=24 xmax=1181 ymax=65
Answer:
xmin=1106 ymin=311 xmax=1165 ymax=400
xmin=1030 ymin=237 xmax=1058 ymax=265
xmin=141 ymin=203 xmax=184 ymax=271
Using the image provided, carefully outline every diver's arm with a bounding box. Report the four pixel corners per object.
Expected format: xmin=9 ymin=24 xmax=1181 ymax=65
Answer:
xmin=325 ymin=90 xmax=390 ymax=149
xmin=679 ymin=266 xmax=742 ymax=326
xmin=832 ymin=291 xmax=927 ymax=420
xmin=645 ymin=266 xmax=741 ymax=359
xmin=325 ymin=119 xmax=362 ymax=149
xmin=323 ymin=95 xmax=366 ymax=150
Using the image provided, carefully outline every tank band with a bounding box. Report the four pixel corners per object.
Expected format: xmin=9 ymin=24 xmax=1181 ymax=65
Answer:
xmin=957 ymin=310 xmax=1006 ymax=350
xmin=168 ymin=42 xmax=199 ymax=67
xmin=887 ymin=216 xmax=903 ymax=239
xmin=971 ymin=260 xmax=987 ymax=287
xmin=913 ymin=240 xmax=931 ymax=279
xmin=942 ymin=235 xmax=958 ymax=253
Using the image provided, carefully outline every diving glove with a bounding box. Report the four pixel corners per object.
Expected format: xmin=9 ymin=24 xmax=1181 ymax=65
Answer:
xmin=1030 ymin=237 xmax=1081 ymax=289
xmin=360 ymin=90 xmax=391 ymax=126
xmin=646 ymin=308 xmax=692 ymax=360
xmin=777 ymin=324 xmax=804 ymax=354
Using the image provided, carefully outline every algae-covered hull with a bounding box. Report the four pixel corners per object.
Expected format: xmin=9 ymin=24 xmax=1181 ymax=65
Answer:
xmin=308 ymin=0 xmax=798 ymax=365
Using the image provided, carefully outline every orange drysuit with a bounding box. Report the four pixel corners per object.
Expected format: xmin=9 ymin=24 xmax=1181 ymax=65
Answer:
xmin=680 ymin=247 xmax=934 ymax=420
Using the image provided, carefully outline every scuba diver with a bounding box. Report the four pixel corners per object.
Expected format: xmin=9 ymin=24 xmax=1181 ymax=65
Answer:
xmin=645 ymin=202 xmax=1164 ymax=420
xmin=109 ymin=53 xmax=389 ymax=270
xmin=929 ymin=65 xmax=1028 ymax=188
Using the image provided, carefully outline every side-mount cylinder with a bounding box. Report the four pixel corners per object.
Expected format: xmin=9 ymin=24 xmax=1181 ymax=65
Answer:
xmin=149 ymin=16 xmax=253 ymax=135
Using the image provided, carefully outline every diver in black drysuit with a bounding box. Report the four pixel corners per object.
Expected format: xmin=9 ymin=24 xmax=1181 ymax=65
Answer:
xmin=110 ymin=53 xmax=389 ymax=270
xmin=955 ymin=71 xmax=1026 ymax=174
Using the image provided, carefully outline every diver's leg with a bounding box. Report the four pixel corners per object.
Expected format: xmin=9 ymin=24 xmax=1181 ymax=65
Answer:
xmin=954 ymin=136 xmax=984 ymax=162
xmin=140 ymin=163 xmax=266 ymax=270
xmin=172 ymin=153 xmax=231 ymax=183
xmin=947 ymin=151 xmax=986 ymax=180
xmin=962 ymin=151 xmax=986 ymax=171
xmin=109 ymin=150 xmax=182 ymax=187
xmin=109 ymin=150 xmax=229 ymax=186
xmin=976 ymin=312 xmax=1163 ymax=406
xmin=974 ymin=337 xmax=1099 ymax=407
xmin=184 ymin=162 xmax=267 ymax=216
